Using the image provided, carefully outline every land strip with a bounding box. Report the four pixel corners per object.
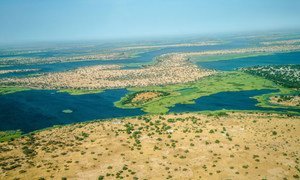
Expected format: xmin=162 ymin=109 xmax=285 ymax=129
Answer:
xmin=185 ymin=44 xmax=300 ymax=62
xmin=0 ymin=52 xmax=138 ymax=65
xmin=1 ymin=54 xmax=215 ymax=90
xmin=115 ymin=41 xmax=222 ymax=51
xmin=0 ymin=69 xmax=39 ymax=75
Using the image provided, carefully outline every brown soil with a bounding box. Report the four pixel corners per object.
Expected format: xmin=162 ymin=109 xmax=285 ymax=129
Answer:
xmin=0 ymin=112 xmax=299 ymax=180
xmin=132 ymin=92 xmax=162 ymax=103
xmin=270 ymin=95 xmax=300 ymax=107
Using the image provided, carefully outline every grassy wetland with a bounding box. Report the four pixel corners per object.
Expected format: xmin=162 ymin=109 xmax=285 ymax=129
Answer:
xmin=116 ymin=71 xmax=298 ymax=114
xmin=0 ymin=86 xmax=30 ymax=95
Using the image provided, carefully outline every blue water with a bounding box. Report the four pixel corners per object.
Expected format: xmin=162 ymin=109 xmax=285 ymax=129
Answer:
xmin=169 ymin=89 xmax=300 ymax=113
xmin=0 ymin=89 xmax=144 ymax=133
xmin=197 ymin=52 xmax=300 ymax=71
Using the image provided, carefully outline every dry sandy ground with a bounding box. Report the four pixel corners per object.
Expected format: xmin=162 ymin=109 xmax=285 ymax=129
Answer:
xmin=132 ymin=92 xmax=162 ymax=103
xmin=0 ymin=112 xmax=299 ymax=180
xmin=270 ymin=95 xmax=300 ymax=107
xmin=2 ymin=54 xmax=215 ymax=90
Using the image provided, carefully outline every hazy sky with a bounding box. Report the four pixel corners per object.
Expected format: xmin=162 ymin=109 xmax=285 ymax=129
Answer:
xmin=0 ymin=0 xmax=300 ymax=43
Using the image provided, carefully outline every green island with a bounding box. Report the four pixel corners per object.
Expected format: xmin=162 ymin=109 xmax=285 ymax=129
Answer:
xmin=62 ymin=109 xmax=73 ymax=113
xmin=116 ymin=71 xmax=297 ymax=114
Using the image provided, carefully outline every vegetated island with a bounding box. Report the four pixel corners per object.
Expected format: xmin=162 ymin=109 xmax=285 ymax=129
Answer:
xmin=115 ymin=69 xmax=300 ymax=114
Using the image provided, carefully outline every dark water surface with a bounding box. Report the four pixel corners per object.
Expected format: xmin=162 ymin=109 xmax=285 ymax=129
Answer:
xmin=170 ymin=89 xmax=299 ymax=113
xmin=0 ymin=89 xmax=144 ymax=133
xmin=0 ymin=89 xmax=298 ymax=133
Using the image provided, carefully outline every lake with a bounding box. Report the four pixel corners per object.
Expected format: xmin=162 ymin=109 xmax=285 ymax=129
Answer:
xmin=0 ymin=89 xmax=144 ymax=133
xmin=169 ymin=89 xmax=299 ymax=113
xmin=0 ymin=89 xmax=298 ymax=133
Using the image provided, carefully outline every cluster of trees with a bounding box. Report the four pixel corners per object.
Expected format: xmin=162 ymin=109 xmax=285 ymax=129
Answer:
xmin=242 ymin=65 xmax=300 ymax=88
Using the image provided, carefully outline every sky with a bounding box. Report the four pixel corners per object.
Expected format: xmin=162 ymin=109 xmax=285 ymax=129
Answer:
xmin=0 ymin=0 xmax=300 ymax=44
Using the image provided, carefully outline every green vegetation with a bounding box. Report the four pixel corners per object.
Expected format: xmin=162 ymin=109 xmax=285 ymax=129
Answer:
xmin=62 ymin=109 xmax=73 ymax=114
xmin=0 ymin=86 xmax=29 ymax=95
xmin=254 ymin=92 xmax=300 ymax=110
xmin=190 ymin=52 xmax=272 ymax=63
xmin=58 ymin=89 xmax=104 ymax=95
xmin=242 ymin=65 xmax=300 ymax=88
xmin=241 ymin=65 xmax=300 ymax=109
xmin=116 ymin=71 xmax=291 ymax=114
xmin=0 ymin=86 xmax=103 ymax=96
xmin=0 ymin=86 xmax=104 ymax=95
xmin=0 ymin=130 xmax=22 ymax=142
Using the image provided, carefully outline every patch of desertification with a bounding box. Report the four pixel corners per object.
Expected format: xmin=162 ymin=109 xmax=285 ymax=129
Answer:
xmin=0 ymin=54 xmax=216 ymax=89
xmin=183 ymin=44 xmax=300 ymax=57
xmin=0 ymin=112 xmax=299 ymax=179
xmin=270 ymin=95 xmax=300 ymax=107
xmin=0 ymin=52 xmax=133 ymax=65
xmin=115 ymin=41 xmax=222 ymax=51
xmin=0 ymin=69 xmax=40 ymax=75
